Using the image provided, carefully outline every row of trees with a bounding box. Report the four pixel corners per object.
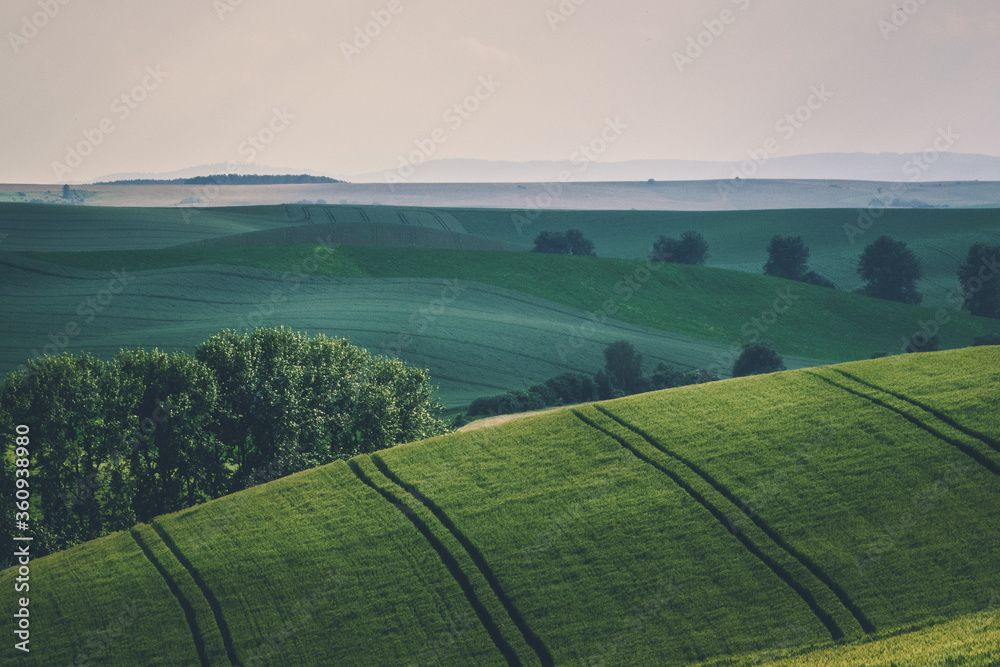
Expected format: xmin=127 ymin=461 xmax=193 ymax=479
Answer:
xmin=465 ymin=339 xmax=787 ymax=420
xmin=0 ymin=328 xmax=447 ymax=557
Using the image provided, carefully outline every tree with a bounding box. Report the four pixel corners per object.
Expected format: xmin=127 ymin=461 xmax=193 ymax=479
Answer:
xmin=732 ymin=343 xmax=786 ymax=378
xmin=764 ymin=236 xmax=810 ymax=281
xmin=650 ymin=231 xmax=708 ymax=265
xmin=857 ymin=236 xmax=923 ymax=305
xmin=565 ymin=229 xmax=596 ymax=257
xmin=603 ymin=340 xmax=646 ymax=394
xmin=958 ymin=243 xmax=1000 ymax=319
xmin=533 ymin=230 xmax=596 ymax=256
xmin=533 ymin=231 xmax=571 ymax=254
xmin=62 ymin=184 xmax=71 ymax=199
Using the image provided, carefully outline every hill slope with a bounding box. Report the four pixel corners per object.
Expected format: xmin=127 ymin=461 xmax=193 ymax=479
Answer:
xmin=4 ymin=348 xmax=998 ymax=665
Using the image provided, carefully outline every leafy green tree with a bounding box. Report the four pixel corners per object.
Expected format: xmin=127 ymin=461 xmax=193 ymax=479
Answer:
xmin=650 ymin=231 xmax=708 ymax=265
xmin=565 ymin=229 xmax=596 ymax=257
xmin=109 ymin=349 xmax=224 ymax=520
xmin=958 ymin=243 xmax=1000 ymax=319
xmin=0 ymin=354 xmax=110 ymax=555
xmin=604 ymin=340 xmax=646 ymax=394
xmin=764 ymin=236 xmax=810 ymax=281
xmin=732 ymin=343 xmax=786 ymax=378
xmin=857 ymin=236 xmax=923 ymax=305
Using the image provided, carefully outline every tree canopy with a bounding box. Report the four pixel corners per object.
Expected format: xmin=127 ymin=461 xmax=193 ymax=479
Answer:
xmin=857 ymin=235 xmax=923 ymax=305
xmin=650 ymin=230 xmax=708 ymax=265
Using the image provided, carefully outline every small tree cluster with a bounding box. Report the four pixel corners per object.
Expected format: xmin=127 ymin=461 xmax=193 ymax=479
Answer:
xmin=650 ymin=231 xmax=709 ymax=265
xmin=467 ymin=373 xmax=599 ymax=417
xmin=533 ymin=229 xmax=596 ymax=256
xmin=732 ymin=342 xmax=786 ymax=378
xmin=857 ymin=235 xmax=923 ymax=305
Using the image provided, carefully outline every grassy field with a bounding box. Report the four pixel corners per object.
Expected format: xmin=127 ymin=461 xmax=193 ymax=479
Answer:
xmin=3 ymin=347 xmax=997 ymax=665
xmin=31 ymin=244 xmax=999 ymax=364
xmin=1 ymin=254 xmax=826 ymax=409
xmin=4 ymin=202 xmax=996 ymax=311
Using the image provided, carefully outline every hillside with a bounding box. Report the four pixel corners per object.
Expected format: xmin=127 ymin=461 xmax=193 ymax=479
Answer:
xmin=29 ymin=244 xmax=998 ymax=362
xmin=3 ymin=348 xmax=998 ymax=665
xmin=3 ymin=201 xmax=996 ymax=312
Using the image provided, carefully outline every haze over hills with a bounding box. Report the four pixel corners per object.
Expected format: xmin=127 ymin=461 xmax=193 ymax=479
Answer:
xmin=347 ymin=152 xmax=1000 ymax=184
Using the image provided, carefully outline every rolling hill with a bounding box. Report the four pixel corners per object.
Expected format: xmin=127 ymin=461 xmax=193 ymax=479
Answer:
xmin=3 ymin=201 xmax=996 ymax=312
xmin=3 ymin=347 xmax=998 ymax=665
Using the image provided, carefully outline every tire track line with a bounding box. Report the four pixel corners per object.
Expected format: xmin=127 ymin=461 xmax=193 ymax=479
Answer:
xmin=831 ymin=368 xmax=1000 ymax=453
xmin=573 ymin=409 xmax=850 ymax=641
xmin=591 ymin=405 xmax=875 ymax=636
xmin=347 ymin=460 xmax=525 ymax=667
xmin=129 ymin=528 xmax=212 ymax=667
xmin=150 ymin=521 xmax=241 ymax=666
xmin=806 ymin=371 xmax=1000 ymax=478
xmin=371 ymin=455 xmax=555 ymax=667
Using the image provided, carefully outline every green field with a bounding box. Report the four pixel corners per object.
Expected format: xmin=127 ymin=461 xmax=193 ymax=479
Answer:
xmin=30 ymin=243 xmax=999 ymax=364
xmin=0 ymin=253 xmax=834 ymax=409
xmin=4 ymin=348 xmax=998 ymax=665
xmin=3 ymin=202 xmax=997 ymax=312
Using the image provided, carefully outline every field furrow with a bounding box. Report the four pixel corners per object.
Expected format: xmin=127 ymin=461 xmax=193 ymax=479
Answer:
xmin=371 ymin=455 xmax=555 ymax=666
xmin=347 ymin=458 xmax=525 ymax=666
xmin=806 ymin=370 xmax=1000 ymax=477
xmin=572 ymin=409 xmax=848 ymax=642
xmin=590 ymin=404 xmax=875 ymax=637
xmin=148 ymin=522 xmax=241 ymax=666
xmin=129 ymin=528 xmax=213 ymax=667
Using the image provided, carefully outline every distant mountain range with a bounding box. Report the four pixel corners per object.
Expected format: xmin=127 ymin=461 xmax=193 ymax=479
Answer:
xmin=347 ymin=153 xmax=1000 ymax=184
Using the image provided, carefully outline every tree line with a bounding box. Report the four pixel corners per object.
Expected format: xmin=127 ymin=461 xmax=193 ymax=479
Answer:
xmin=462 ymin=339 xmax=790 ymax=422
xmin=0 ymin=328 xmax=447 ymax=558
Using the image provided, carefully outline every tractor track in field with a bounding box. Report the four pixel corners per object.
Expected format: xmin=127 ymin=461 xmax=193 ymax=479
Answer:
xmin=150 ymin=521 xmax=241 ymax=666
xmin=590 ymin=405 xmax=876 ymax=636
xmin=807 ymin=371 xmax=1000 ymax=478
xmin=129 ymin=528 xmax=213 ymax=667
xmin=573 ymin=409 xmax=859 ymax=641
xmin=347 ymin=459 xmax=533 ymax=667
xmin=830 ymin=368 xmax=1000 ymax=454
xmin=371 ymin=456 xmax=555 ymax=667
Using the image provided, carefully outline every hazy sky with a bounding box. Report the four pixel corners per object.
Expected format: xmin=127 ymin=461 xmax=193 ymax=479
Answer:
xmin=2 ymin=0 xmax=998 ymax=183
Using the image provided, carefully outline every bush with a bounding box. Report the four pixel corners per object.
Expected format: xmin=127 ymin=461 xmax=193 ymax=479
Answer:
xmin=732 ymin=343 xmax=786 ymax=378
xmin=533 ymin=229 xmax=596 ymax=256
xmin=650 ymin=231 xmax=708 ymax=265
xmin=973 ymin=333 xmax=1000 ymax=346
xmin=802 ymin=270 xmax=836 ymax=289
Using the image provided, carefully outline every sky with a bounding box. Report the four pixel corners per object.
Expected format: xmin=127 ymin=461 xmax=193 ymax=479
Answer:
xmin=2 ymin=0 xmax=999 ymax=183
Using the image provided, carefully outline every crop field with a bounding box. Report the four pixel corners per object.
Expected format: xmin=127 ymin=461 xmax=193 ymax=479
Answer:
xmin=31 ymin=244 xmax=999 ymax=364
xmin=1 ymin=253 xmax=804 ymax=408
xmin=3 ymin=202 xmax=996 ymax=311
xmin=3 ymin=347 xmax=997 ymax=665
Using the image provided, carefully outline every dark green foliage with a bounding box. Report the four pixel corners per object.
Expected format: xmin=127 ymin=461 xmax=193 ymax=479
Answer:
xmin=0 ymin=329 xmax=446 ymax=558
xmin=604 ymin=340 xmax=646 ymax=395
xmin=467 ymin=373 xmax=599 ymax=417
xmin=532 ymin=229 xmax=596 ymax=256
xmin=650 ymin=230 xmax=708 ymax=265
xmin=802 ymin=270 xmax=836 ymax=289
xmin=732 ymin=342 xmax=786 ymax=377
xmin=764 ymin=235 xmax=810 ymax=281
xmin=904 ymin=334 xmax=939 ymax=354
xmin=957 ymin=243 xmax=1000 ymax=319
xmin=61 ymin=184 xmax=71 ymax=199
xmin=857 ymin=236 xmax=923 ymax=305
xmin=973 ymin=333 xmax=1000 ymax=346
